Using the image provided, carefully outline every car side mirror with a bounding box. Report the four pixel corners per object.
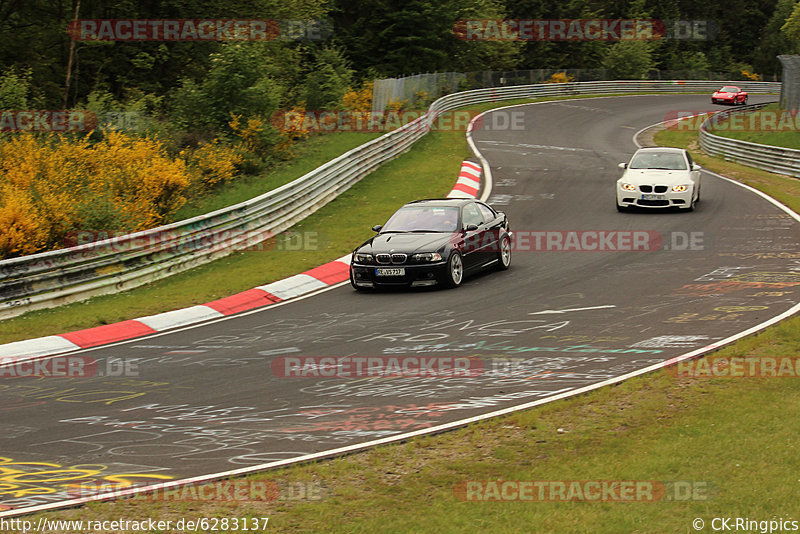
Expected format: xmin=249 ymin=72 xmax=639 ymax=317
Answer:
xmin=465 ymin=224 xmax=479 ymax=232
xmin=372 ymin=224 xmax=382 ymax=232
xmin=618 ymin=162 xmax=627 ymax=169
xmin=692 ymin=164 xmax=701 ymax=171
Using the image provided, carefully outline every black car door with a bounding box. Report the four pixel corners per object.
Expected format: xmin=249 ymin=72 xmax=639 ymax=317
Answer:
xmin=476 ymin=202 xmax=501 ymax=255
xmin=461 ymin=202 xmax=491 ymax=269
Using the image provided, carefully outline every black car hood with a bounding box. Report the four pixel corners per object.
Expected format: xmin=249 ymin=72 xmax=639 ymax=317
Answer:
xmin=358 ymin=232 xmax=455 ymax=254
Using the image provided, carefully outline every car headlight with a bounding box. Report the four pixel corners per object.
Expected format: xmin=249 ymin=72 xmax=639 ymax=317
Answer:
xmin=411 ymin=252 xmax=442 ymax=262
xmin=354 ymin=253 xmax=374 ymax=264
xmin=672 ymin=185 xmax=688 ymax=192
xmin=620 ymin=183 xmax=636 ymax=191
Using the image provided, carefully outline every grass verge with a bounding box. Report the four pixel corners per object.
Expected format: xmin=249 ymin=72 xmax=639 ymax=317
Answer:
xmin=19 ymin=94 xmax=800 ymax=532
xmin=0 ymin=127 xmax=468 ymax=344
xmin=0 ymin=93 xmax=627 ymax=345
xmin=705 ymin=102 xmax=800 ymax=149
xmin=657 ymin=125 xmax=800 ymax=214
xmin=34 ymin=336 xmax=800 ymax=533
xmin=173 ymin=132 xmax=382 ymax=220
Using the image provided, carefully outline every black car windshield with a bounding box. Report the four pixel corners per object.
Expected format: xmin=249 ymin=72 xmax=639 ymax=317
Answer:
xmin=629 ymin=151 xmax=688 ymax=170
xmin=382 ymin=206 xmax=459 ymax=232
xmin=719 ymin=86 xmax=738 ymax=93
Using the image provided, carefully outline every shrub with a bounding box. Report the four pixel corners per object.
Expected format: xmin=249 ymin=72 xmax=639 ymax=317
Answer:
xmin=546 ymin=72 xmax=575 ymax=84
xmin=343 ymin=81 xmax=374 ymax=112
xmin=182 ymin=140 xmax=244 ymax=190
xmin=0 ymin=67 xmax=33 ymax=109
xmin=0 ymin=131 xmax=192 ymax=256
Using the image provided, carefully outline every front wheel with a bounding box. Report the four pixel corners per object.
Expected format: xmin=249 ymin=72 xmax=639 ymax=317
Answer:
xmin=350 ymin=268 xmax=367 ymax=291
xmin=496 ymin=234 xmax=511 ymax=270
xmin=442 ymin=252 xmax=464 ymax=288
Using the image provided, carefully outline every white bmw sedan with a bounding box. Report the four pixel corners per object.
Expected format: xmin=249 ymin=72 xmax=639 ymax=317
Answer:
xmin=616 ymin=147 xmax=702 ymax=212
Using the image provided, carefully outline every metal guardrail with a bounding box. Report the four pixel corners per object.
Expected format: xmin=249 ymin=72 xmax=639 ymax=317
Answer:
xmin=0 ymin=79 xmax=781 ymax=319
xmin=699 ymin=102 xmax=800 ymax=177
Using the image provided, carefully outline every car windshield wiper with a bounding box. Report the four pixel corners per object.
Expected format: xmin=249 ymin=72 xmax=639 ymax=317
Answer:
xmin=409 ymin=229 xmax=445 ymax=233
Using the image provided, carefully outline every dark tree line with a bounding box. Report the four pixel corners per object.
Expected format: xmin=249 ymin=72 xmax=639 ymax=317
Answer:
xmin=0 ymin=0 xmax=796 ymax=119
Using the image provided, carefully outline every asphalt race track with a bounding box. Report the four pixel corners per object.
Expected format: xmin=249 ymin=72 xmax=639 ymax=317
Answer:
xmin=3 ymin=94 xmax=799 ymax=514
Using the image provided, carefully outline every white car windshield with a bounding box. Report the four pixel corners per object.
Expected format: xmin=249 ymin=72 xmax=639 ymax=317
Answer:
xmin=382 ymin=206 xmax=459 ymax=232
xmin=719 ymin=86 xmax=738 ymax=93
xmin=629 ymin=152 xmax=688 ymax=170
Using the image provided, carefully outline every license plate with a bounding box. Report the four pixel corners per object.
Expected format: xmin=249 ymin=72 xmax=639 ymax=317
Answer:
xmin=375 ymin=268 xmax=405 ymax=276
xmin=642 ymin=194 xmax=666 ymax=200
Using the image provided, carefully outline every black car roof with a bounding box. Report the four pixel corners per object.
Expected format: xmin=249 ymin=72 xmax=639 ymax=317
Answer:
xmin=402 ymin=198 xmax=476 ymax=208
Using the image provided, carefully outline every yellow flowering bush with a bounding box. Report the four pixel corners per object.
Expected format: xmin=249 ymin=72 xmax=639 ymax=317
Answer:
xmin=0 ymin=184 xmax=46 ymax=256
xmin=546 ymin=72 xmax=575 ymax=83
xmin=741 ymin=69 xmax=761 ymax=81
xmin=229 ymin=113 xmax=266 ymax=152
xmin=182 ymin=140 xmax=243 ymax=190
xmin=343 ymin=81 xmax=373 ymax=112
xmin=386 ymin=97 xmax=408 ymax=112
xmin=0 ymin=131 xmax=193 ymax=257
xmin=269 ymin=103 xmax=315 ymax=157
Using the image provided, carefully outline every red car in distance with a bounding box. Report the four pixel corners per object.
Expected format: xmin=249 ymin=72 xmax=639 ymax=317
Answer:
xmin=711 ymin=86 xmax=748 ymax=105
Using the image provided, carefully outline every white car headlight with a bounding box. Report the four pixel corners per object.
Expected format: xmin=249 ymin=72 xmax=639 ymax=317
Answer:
xmin=620 ymin=183 xmax=636 ymax=191
xmin=672 ymin=185 xmax=688 ymax=192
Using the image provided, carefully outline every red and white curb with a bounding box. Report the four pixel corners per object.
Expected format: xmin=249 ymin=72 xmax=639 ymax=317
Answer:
xmin=0 ymin=161 xmax=481 ymax=361
xmin=447 ymin=161 xmax=481 ymax=198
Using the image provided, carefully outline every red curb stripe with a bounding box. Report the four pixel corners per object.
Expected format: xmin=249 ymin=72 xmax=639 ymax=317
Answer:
xmin=453 ymin=182 xmax=479 ymax=195
xmin=204 ymin=288 xmax=282 ymax=316
xmin=304 ymin=261 xmax=350 ymax=285
xmin=59 ymin=320 xmax=158 ymax=348
xmin=3 ymin=152 xmax=482 ymax=359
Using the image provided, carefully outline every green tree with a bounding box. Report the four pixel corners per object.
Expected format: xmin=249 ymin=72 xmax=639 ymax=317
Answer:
xmin=302 ymin=46 xmax=354 ymax=109
xmin=0 ymin=67 xmax=33 ymax=108
xmin=169 ymin=43 xmax=283 ymax=136
xmin=781 ymin=0 xmax=800 ymax=47
xmin=331 ymin=0 xmax=520 ymax=76
xmin=504 ymin=0 xmax=606 ymax=72
xmin=673 ymin=51 xmax=711 ymax=73
xmin=603 ymin=41 xmax=653 ymax=79
xmin=450 ymin=0 xmax=522 ymax=72
xmin=753 ymin=0 xmax=798 ymax=75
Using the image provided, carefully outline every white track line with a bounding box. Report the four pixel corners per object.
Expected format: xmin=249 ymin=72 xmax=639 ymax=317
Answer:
xmin=6 ymin=94 xmax=797 ymax=519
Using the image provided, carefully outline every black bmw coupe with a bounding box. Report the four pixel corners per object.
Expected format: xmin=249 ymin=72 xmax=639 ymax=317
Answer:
xmin=350 ymin=198 xmax=511 ymax=290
